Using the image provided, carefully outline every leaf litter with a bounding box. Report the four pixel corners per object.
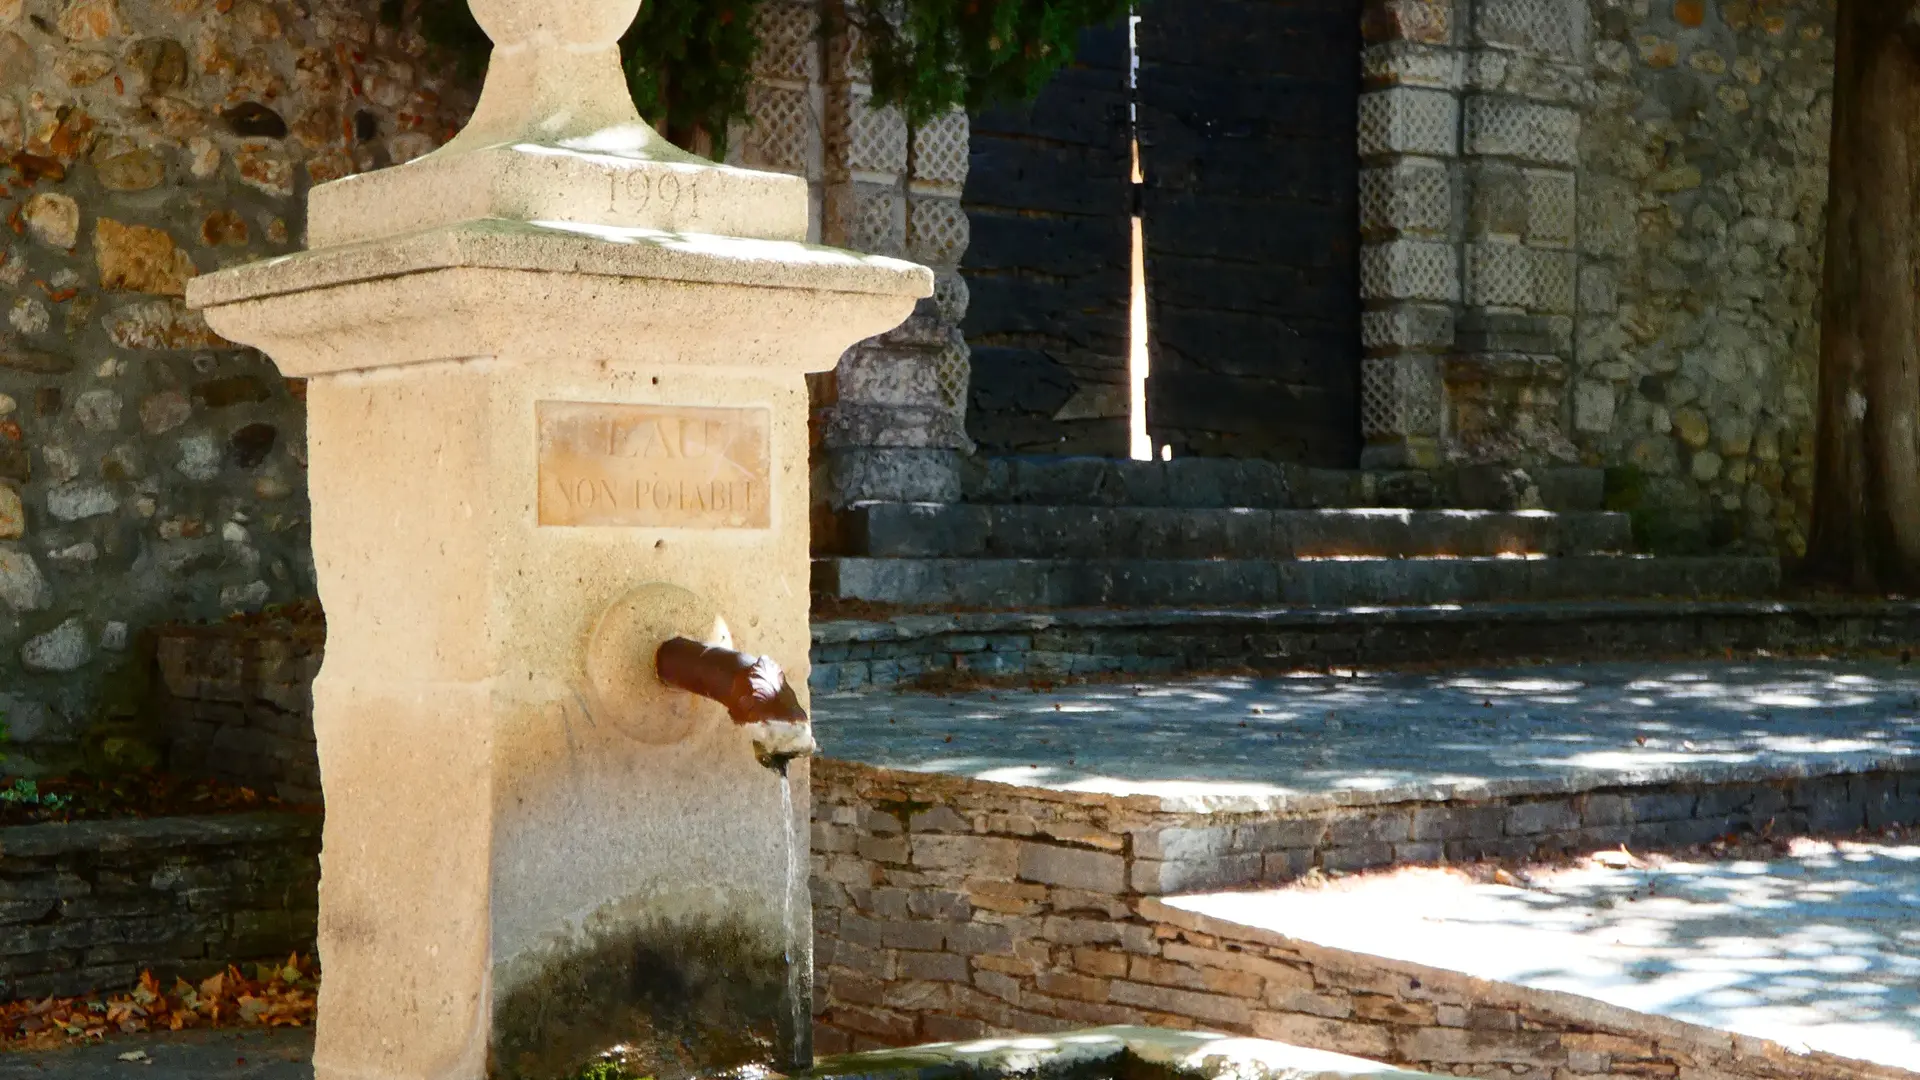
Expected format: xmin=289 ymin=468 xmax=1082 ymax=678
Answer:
xmin=0 ymin=955 xmax=316 ymax=1051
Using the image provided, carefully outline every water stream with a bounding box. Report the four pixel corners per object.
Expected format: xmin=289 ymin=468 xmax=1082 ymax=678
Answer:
xmin=777 ymin=767 xmax=810 ymax=1071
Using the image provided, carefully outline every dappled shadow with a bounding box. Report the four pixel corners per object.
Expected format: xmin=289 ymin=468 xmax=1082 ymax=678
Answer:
xmin=1172 ymin=843 xmax=1920 ymax=1071
xmin=814 ymin=660 xmax=1920 ymax=805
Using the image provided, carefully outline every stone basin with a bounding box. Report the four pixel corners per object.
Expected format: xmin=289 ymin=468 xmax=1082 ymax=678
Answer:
xmin=800 ymin=1027 xmax=1433 ymax=1080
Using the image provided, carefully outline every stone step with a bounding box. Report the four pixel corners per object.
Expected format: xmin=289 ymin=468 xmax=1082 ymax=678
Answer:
xmin=843 ymin=503 xmax=1633 ymax=559
xmin=813 ymin=555 xmax=1780 ymax=610
xmin=964 ymin=455 xmax=1607 ymax=511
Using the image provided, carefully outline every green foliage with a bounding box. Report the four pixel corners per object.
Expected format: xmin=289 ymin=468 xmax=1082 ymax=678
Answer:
xmin=847 ymin=0 xmax=1130 ymax=126
xmin=0 ymin=779 xmax=71 ymax=813
xmin=624 ymin=0 xmax=765 ymax=153
xmin=402 ymin=0 xmax=1127 ymax=149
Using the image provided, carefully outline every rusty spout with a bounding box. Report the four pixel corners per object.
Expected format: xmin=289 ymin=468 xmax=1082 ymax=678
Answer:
xmin=656 ymin=637 xmax=814 ymax=765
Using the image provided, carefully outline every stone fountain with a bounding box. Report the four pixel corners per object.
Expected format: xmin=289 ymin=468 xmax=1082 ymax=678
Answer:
xmin=185 ymin=3 xmax=1451 ymax=1080
xmin=185 ymin=0 xmax=927 ymax=1076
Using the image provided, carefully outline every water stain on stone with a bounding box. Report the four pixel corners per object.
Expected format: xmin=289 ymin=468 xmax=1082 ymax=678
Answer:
xmin=490 ymin=916 xmax=797 ymax=1080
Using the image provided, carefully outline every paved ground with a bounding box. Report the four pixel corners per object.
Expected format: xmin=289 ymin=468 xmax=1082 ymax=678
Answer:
xmin=816 ymin=659 xmax=1920 ymax=811
xmin=0 ymin=1030 xmax=311 ymax=1078
xmin=1171 ymin=840 xmax=1920 ymax=1072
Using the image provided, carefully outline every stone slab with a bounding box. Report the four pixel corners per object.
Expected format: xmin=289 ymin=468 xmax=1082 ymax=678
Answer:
xmin=804 ymin=1025 xmax=1435 ymax=1080
xmin=844 ymin=505 xmax=1631 ymax=560
xmin=814 ymin=555 xmax=1780 ymax=609
xmin=814 ymin=659 xmax=1920 ymax=813
xmin=1169 ymin=844 xmax=1920 ymax=1073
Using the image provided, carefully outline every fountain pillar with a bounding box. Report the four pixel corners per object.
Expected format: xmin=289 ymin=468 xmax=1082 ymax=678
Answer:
xmin=184 ymin=1 xmax=930 ymax=1077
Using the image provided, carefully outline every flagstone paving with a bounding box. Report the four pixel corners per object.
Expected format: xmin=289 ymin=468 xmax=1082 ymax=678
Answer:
xmin=1171 ymin=840 xmax=1920 ymax=1073
xmin=815 ymin=660 xmax=1920 ymax=810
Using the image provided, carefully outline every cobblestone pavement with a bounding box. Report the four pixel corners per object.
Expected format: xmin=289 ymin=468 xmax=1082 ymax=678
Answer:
xmin=1172 ymin=841 xmax=1920 ymax=1071
xmin=0 ymin=1030 xmax=311 ymax=1078
xmin=815 ymin=660 xmax=1920 ymax=810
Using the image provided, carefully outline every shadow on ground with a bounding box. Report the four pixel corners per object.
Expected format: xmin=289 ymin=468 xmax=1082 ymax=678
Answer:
xmin=1175 ymin=840 xmax=1920 ymax=1071
xmin=818 ymin=660 xmax=1920 ymax=805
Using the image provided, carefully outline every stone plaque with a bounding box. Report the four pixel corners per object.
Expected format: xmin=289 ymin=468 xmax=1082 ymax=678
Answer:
xmin=537 ymin=401 xmax=770 ymax=528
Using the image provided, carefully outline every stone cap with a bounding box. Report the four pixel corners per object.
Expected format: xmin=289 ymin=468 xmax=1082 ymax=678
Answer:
xmin=187 ymin=219 xmax=931 ymax=311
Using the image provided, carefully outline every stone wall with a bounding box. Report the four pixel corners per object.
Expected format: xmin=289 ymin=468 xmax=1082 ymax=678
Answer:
xmin=0 ymin=0 xmax=473 ymax=743
xmin=0 ymin=812 xmax=319 ymax=999
xmin=810 ymin=757 xmax=1920 ymax=1077
xmin=1574 ymin=0 xmax=1832 ymax=556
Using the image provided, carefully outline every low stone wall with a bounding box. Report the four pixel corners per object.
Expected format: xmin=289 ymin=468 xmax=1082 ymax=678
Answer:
xmin=0 ymin=813 xmax=320 ymax=1000
xmin=810 ymin=758 xmax=1920 ymax=1078
xmin=154 ymin=620 xmax=323 ymax=804
xmin=810 ymin=600 xmax=1920 ymax=691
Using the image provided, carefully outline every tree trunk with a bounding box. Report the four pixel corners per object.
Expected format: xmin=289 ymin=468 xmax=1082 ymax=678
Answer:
xmin=1809 ymin=0 xmax=1920 ymax=592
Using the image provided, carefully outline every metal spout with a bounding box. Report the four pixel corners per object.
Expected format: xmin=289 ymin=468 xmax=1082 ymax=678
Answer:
xmin=655 ymin=637 xmax=816 ymax=767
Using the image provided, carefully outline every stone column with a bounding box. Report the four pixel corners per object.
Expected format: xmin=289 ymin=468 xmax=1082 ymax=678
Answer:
xmin=813 ymin=5 xmax=973 ymax=545
xmin=184 ymin=0 xmax=929 ymax=1076
xmin=1358 ymin=0 xmax=1460 ymax=469
xmin=1358 ymin=0 xmax=1590 ymax=469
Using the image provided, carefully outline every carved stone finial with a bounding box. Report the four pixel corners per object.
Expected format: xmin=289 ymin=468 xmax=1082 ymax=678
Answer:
xmin=302 ymin=0 xmax=810 ymax=249
xmin=467 ymin=0 xmax=640 ymax=51
xmin=442 ymin=0 xmax=660 ymax=152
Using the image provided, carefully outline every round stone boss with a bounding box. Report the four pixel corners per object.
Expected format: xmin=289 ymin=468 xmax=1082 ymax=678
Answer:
xmin=584 ymin=581 xmax=737 ymax=746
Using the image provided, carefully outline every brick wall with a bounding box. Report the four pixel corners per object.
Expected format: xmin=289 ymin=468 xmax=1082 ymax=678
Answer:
xmin=811 ymin=758 xmax=1918 ymax=1079
xmin=0 ymin=813 xmax=319 ymax=1000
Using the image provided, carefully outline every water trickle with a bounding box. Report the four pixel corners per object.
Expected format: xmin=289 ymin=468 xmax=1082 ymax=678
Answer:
xmin=776 ymin=766 xmax=810 ymax=1071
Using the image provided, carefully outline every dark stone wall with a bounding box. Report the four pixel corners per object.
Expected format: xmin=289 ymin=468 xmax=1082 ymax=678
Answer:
xmin=1139 ymin=0 xmax=1363 ymax=465
xmin=960 ymin=21 xmax=1134 ymax=458
xmin=155 ymin=619 xmax=323 ymax=805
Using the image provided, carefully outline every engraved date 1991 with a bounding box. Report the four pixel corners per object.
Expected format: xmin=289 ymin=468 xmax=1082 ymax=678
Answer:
xmin=610 ymin=168 xmax=697 ymax=217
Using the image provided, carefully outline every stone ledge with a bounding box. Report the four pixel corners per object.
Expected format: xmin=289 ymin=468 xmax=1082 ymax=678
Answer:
xmin=0 ymin=812 xmax=320 ymax=859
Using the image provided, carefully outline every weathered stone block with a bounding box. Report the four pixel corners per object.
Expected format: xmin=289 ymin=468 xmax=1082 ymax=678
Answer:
xmin=1362 ymin=240 xmax=1460 ymax=303
xmin=1463 ymin=96 xmax=1578 ymax=166
xmin=1359 ymin=88 xmax=1460 ymax=159
xmin=1361 ymin=160 xmax=1454 ymax=238
xmin=1018 ymin=843 xmax=1125 ymax=893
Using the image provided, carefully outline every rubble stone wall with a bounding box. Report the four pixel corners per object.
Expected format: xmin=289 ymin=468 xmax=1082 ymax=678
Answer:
xmin=0 ymin=0 xmax=473 ymax=743
xmin=1573 ymin=0 xmax=1833 ymax=556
